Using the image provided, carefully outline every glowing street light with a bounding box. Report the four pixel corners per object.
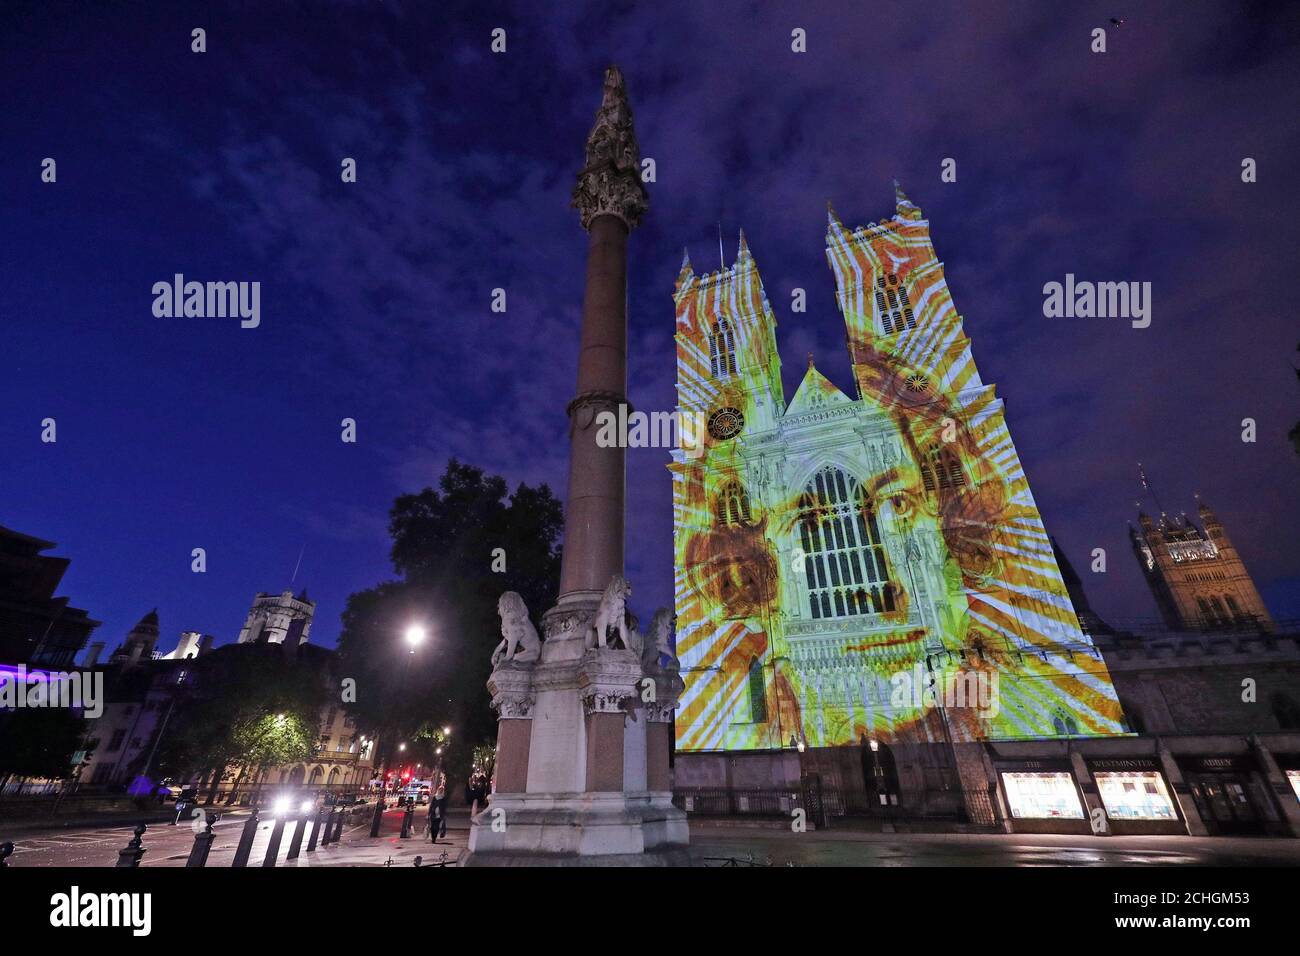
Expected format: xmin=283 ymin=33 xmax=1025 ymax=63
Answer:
xmin=405 ymin=624 xmax=427 ymax=650
xmin=399 ymin=743 xmax=407 ymax=752
xmin=443 ymin=726 xmax=452 ymax=736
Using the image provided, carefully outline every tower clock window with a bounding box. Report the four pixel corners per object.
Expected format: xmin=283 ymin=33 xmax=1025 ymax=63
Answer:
xmin=875 ymin=273 xmax=916 ymax=334
xmin=798 ymin=466 xmax=897 ymax=620
xmin=708 ymin=319 xmax=738 ymax=378
xmin=920 ymin=446 xmax=966 ymax=494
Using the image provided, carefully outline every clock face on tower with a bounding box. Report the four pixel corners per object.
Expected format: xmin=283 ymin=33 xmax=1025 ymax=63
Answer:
xmin=707 ymin=406 xmax=745 ymax=441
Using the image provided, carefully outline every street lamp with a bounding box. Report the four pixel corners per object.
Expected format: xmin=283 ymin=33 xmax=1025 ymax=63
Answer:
xmin=405 ymin=624 xmax=427 ymax=652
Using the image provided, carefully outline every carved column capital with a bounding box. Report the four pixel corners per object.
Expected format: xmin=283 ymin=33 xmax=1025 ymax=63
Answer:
xmin=572 ymin=65 xmax=648 ymax=231
xmin=487 ymin=660 xmax=536 ymax=720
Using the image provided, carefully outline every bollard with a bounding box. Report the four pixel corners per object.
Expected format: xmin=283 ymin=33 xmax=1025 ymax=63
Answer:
xmin=115 ymin=823 xmax=148 ymax=868
xmin=285 ymin=812 xmax=307 ymax=861
xmin=400 ymin=804 xmax=414 ymax=838
xmin=413 ymin=855 xmax=422 ymax=867
xmin=321 ymin=808 xmax=335 ymax=847
xmin=330 ymin=807 xmax=344 ymax=843
xmin=0 ymin=842 xmax=13 ymax=867
xmin=261 ymin=813 xmax=288 ymax=867
xmin=369 ymin=798 xmax=386 ymax=838
xmin=185 ymin=813 xmax=219 ymax=868
xmin=231 ymin=809 xmax=260 ymax=868
xmin=306 ymin=808 xmax=327 ymax=852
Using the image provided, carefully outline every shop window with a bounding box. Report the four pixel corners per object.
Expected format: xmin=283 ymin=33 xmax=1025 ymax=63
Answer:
xmin=1287 ymin=771 xmax=1300 ymax=804
xmin=1095 ymin=772 xmax=1177 ymax=820
xmin=1000 ymin=772 xmax=1084 ymax=819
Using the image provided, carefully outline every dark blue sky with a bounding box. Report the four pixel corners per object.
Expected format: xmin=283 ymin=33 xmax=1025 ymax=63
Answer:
xmin=4 ymin=1 xmax=1298 ymax=654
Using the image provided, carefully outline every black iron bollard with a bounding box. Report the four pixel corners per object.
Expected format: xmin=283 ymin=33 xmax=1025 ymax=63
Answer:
xmin=368 ymin=798 xmax=385 ymax=838
xmin=115 ymin=823 xmax=148 ymax=868
xmin=330 ymin=807 xmax=344 ymax=843
xmin=231 ymin=809 xmax=260 ymax=868
xmin=261 ymin=813 xmax=288 ymax=867
xmin=320 ymin=808 xmax=335 ymax=847
xmin=185 ymin=813 xmax=219 ymax=868
xmin=400 ymin=803 xmax=414 ymax=838
xmin=306 ymin=808 xmax=326 ymax=852
xmin=285 ymin=810 xmax=307 ymax=861
xmin=0 ymin=842 xmax=13 ymax=867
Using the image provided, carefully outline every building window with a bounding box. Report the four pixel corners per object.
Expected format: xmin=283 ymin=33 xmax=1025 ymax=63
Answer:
xmin=875 ymin=273 xmax=916 ymax=334
xmin=1051 ymin=710 xmax=1079 ymax=736
xmin=1000 ymin=772 xmax=1085 ymax=819
xmin=1095 ymin=772 xmax=1177 ymax=820
xmin=716 ymin=480 xmax=752 ymax=526
xmin=798 ymin=466 xmax=896 ymax=620
xmin=708 ymin=319 xmax=738 ymax=378
xmin=920 ymin=445 xmax=965 ymax=494
xmin=106 ymin=729 xmax=126 ymax=753
xmin=747 ymin=657 xmax=767 ymax=723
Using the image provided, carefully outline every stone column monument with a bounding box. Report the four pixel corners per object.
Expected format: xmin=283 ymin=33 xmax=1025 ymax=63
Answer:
xmin=462 ymin=66 xmax=689 ymax=865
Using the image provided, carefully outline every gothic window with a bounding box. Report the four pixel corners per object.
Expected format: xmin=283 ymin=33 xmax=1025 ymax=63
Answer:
xmin=747 ymin=657 xmax=768 ymax=723
xmin=798 ymin=466 xmax=897 ymax=620
xmin=708 ymin=319 xmax=738 ymax=378
xmin=920 ymin=445 xmax=966 ymax=494
xmin=876 ymin=273 xmax=916 ymax=335
xmin=716 ymin=480 xmax=752 ymax=527
xmin=1052 ymin=710 xmax=1079 ymax=736
xmin=1224 ymin=594 xmax=1242 ymax=622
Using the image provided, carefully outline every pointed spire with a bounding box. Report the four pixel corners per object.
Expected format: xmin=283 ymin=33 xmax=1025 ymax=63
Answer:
xmin=736 ymin=228 xmax=751 ymax=264
xmin=675 ymin=247 xmax=694 ymax=292
xmin=893 ymin=179 xmax=923 ymax=221
xmin=807 ymin=351 xmax=815 ymax=370
xmin=826 ymin=200 xmax=843 ymax=229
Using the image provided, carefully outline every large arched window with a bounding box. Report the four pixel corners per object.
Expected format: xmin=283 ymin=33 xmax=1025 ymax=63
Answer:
xmin=747 ymin=657 xmax=768 ymax=723
xmin=716 ymin=479 xmax=752 ymax=527
xmin=708 ymin=319 xmax=738 ymax=378
xmin=798 ymin=466 xmax=896 ymax=620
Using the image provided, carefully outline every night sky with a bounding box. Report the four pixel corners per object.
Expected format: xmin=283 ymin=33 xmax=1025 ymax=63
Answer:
xmin=4 ymin=1 xmax=1298 ymax=655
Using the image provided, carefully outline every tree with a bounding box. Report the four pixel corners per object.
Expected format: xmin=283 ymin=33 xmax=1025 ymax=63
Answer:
xmin=150 ymin=643 xmax=329 ymax=803
xmin=0 ymin=707 xmax=85 ymax=788
xmin=337 ymin=459 xmax=562 ymax=785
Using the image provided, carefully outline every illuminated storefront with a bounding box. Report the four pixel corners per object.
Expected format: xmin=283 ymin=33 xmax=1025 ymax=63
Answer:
xmin=1001 ymin=771 xmax=1085 ymax=820
xmin=1095 ymin=772 xmax=1176 ymax=819
xmin=1288 ymin=770 xmax=1300 ymax=803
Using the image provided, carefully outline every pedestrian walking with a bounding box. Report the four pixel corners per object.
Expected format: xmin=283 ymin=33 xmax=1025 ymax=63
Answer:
xmin=429 ymin=784 xmax=448 ymax=842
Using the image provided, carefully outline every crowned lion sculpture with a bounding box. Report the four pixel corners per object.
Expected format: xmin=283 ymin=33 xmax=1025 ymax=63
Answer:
xmin=587 ymin=574 xmax=636 ymax=651
xmin=491 ymin=591 xmax=541 ymax=667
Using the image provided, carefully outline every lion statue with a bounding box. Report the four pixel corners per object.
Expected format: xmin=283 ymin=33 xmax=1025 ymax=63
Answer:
xmin=642 ymin=607 xmax=677 ymax=669
xmin=587 ymin=574 xmax=635 ymax=651
xmin=491 ymin=592 xmax=541 ymax=667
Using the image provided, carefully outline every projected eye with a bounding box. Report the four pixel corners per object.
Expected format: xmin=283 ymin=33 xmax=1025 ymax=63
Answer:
xmin=888 ymin=492 xmax=915 ymax=519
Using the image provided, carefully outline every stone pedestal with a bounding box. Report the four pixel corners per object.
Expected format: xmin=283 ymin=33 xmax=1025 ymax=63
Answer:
xmin=465 ymin=597 xmax=688 ymax=865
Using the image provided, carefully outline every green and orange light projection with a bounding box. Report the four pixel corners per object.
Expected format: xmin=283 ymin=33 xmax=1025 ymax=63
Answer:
xmin=669 ymin=183 xmax=1127 ymax=752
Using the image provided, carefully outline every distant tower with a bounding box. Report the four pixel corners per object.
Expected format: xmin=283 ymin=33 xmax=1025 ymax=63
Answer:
xmin=1129 ymin=477 xmax=1273 ymax=631
xmin=110 ymin=609 xmax=160 ymax=665
xmin=237 ymin=589 xmax=315 ymax=645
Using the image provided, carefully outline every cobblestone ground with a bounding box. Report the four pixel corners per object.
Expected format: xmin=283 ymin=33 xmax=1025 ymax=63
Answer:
xmin=7 ymin=810 xmax=1300 ymax=867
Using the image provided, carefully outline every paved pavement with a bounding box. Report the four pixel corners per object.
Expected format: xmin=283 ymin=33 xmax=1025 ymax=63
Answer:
xmin=6 ymin=808 xmax=1300 ymax=866
xmin=3 ymin=804 xmax=464 ymax=868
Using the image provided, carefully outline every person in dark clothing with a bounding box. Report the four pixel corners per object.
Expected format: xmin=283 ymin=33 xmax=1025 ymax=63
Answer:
xmin=428 ymin=785 xmax=448 ymax=842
